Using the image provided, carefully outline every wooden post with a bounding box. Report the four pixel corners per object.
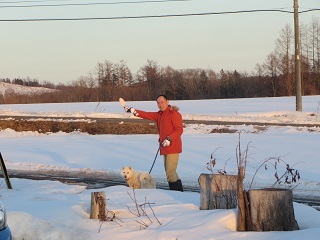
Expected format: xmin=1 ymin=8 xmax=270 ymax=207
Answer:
xmin=237 ymin=166 xmax=246 ymax=231
xmin=249 ymin=188 xmax=299 ymax=231
xmin=90 ymin=191 xmax=106 ymax=220
xmin=198 ymin=173 xmax=237 ymax=210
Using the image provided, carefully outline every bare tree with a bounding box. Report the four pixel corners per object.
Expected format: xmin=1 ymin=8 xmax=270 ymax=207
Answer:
xmin=136 ymin=60 xmax=162 ymax=99
xmin=309 ymin=17 xmax=320 ymax=90
xmin=68 ymin=74 xmax=97 ymax=102
xmin=275 ymin=24 xmax=294 ymax=96
xmin=95 ymin=60 xmax=122 ymax=101
xmin=255 ymin=64 xmax=265 ymax=97
xmin=205 ymin=69 xmax=220 ymax=99
xmin=116 ymin=60 xmax=133 ymax=87
xmin=161 ymin=66 xmax=184 ymax=99
xmin=181 ymin=69 xmax=203 ymax=99
xmin=263 ymin=52 xmax=279 ymax=97
xmin=300 ymin=23 xmax=310 ymax=95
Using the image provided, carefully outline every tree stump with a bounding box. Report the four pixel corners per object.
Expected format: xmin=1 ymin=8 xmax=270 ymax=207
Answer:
xmin=198 ymin=173 xmax=237 ymax=210
xmin=249 ymin=188 xmax=299 ymax=231
xmin=90 ymin=191 xmax=106 ymax=220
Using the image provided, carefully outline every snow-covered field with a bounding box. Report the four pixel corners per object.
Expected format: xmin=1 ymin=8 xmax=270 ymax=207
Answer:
xmin=0 ymin=95 xmax=320 ymax=240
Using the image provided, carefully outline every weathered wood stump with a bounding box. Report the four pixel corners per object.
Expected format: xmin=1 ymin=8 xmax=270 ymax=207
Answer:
xmin=198 ymin=173 xmax=237 ymax=210
xmin=249 ymin=188 xmax=299 ymax=231
xmin=90 ymin=191 xmax=106 ymax=220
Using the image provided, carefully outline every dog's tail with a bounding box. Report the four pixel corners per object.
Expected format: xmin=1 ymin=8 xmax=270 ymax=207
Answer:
xmin=139 ymin=173 xmax=156 ymax=189
xmin=139 ymin=172 xmax=150 ymax=182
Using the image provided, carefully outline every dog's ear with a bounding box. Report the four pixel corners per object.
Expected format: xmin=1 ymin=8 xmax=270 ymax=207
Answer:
xmin=122 ymin=166 xmax=125 ymax=170
xmin=129 ymin=166 xmax=131 ymax=170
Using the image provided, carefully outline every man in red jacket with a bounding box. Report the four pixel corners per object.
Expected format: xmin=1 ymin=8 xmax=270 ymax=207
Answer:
xmin=124 ymin=95 xmax=184 ymax=192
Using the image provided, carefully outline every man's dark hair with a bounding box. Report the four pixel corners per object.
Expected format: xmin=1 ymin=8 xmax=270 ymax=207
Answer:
xmin=156 ymin=94 xmax=168 ymax=101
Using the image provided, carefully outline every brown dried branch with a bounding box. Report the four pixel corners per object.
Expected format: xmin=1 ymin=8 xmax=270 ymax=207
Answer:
xmin=125 ymin=204 xmax=140 ymax=217
xmin=249 ymin=154 xmax=301 ymax=189
xmin=137 ymin=204 xmax=153 ymax=224
xmin=98 ymin=210 xmax=123 ymax=233
xmin=207 ymin=147 xmax=223 ymax=173
xmin=148 ymin=202 xmax=162 ymax=226
xmin=127 ymin=189 xmax=141 ymax=216
xmin=249 ymin=157 xmax=279 ymax=189
xmin=136 ymin=220 xmax=148 ymax=230
xmin=125 ymin=189 xmax=162 ymax=229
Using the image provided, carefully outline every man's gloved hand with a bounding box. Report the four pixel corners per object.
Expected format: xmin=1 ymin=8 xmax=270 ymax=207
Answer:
xmin=124 ymin=106 xmax=138 ymax=116
xmin=161 ymin=136 xmax=171 ymax=147
xmin=123 ymin=106 xmax=131 ymax=113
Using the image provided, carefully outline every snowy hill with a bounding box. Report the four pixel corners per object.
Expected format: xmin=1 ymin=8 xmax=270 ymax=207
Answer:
xmin=0 ymin=82 xmax=57 ymax=95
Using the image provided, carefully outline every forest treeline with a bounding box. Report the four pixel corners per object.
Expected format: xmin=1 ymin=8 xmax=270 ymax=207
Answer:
xmin=1 ymin=18 xmax=320 ymax=104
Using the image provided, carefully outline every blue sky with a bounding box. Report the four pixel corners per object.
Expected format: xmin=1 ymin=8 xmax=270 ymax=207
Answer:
xmin=1 ymin=0 xmax=319 ymax=84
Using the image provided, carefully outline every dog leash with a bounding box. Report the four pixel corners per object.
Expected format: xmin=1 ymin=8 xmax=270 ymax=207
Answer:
xmin=149 ymin=146 xmax=160 ymax=174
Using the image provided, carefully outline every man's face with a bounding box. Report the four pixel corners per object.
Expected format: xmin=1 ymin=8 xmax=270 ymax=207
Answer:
xmin=157 ymin=96 xmax=169 ymax=111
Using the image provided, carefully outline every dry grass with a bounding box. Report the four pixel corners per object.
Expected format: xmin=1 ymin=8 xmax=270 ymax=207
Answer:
xmin=0 ymin=119 xmax=158 ymax=135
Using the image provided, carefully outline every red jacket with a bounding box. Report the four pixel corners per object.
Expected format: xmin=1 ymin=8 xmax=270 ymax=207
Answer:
xmin=136 ymin=105 xmax=183 ymax=155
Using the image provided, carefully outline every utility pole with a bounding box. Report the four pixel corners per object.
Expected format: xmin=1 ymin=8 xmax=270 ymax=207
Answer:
xmin=294 ymin=0 xmax=302 ymax=111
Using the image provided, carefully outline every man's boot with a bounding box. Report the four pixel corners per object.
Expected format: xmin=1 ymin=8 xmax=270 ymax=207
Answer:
xmin=168 ymin=181 xmax=179 ymax=191
xmin=168 ymin=180 xmax=183 ymax=192
xmin=177 ymin=179 xmax=184 ymax=192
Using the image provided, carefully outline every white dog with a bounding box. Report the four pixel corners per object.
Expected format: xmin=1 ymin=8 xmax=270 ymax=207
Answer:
xmin=121 ymin=166 xmax=156 ymax=189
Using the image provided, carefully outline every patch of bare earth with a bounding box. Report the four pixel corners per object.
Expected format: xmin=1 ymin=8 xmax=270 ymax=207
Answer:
xmin=209 ymin=127 xmax=238 ymax=133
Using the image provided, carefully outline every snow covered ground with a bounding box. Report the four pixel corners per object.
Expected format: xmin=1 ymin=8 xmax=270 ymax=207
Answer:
xmin=0 ymin=95 xmax=320 ymax=239
xmin=0 ymin=82 xmax=56 ymax=96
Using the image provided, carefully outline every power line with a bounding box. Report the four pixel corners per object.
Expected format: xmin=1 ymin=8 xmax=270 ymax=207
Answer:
xmin=299 ymin=9 xmax=320 ymax=14
xmin=0 ymin=0 xmax=75 ymax=3
xmin=0 ymin=0 xmax=193 ymax=8
xmin=0 ymin=8 xmax=319 ymax=22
